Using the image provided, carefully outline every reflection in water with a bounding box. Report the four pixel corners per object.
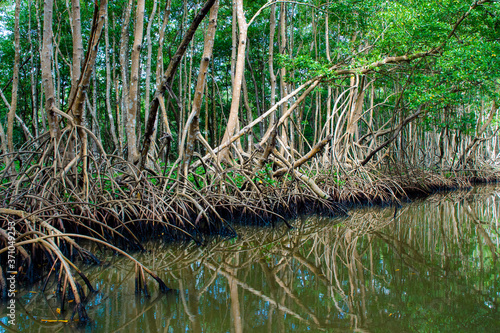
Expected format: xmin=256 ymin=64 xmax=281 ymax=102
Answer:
xmin=4 ymin=186 xmax=500 ymax=332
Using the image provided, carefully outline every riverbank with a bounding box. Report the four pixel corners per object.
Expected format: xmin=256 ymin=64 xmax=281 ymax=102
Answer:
xmin=1 ymin=163 xmax=499 ymax=322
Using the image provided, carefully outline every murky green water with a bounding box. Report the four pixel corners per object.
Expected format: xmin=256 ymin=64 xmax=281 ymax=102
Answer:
xmin=3 ymin=186 xmax=500 ymax=332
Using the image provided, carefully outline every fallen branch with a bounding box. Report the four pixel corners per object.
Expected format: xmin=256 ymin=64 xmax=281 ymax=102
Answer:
xmin=274 ymin=135 xmax=333 ymax=178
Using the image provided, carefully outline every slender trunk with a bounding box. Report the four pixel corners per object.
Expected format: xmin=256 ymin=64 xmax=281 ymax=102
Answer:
xmin=323 ymin=4 xmax=331 ymax=162
xmin=242 ymin=76 xmax=253 ymax=153
xmin=68 ymin=0 xmax=109 ymax=127
xmin=231 ymin=2 xmax=237 ymax=87
xmin=219 ymin=0 xmax=247 ymax=161
xmin=268 ymin=4 xmax=277 ymax=131
xmin=178 ymin=0 xmax=188 ymax=140
xmin=92 ymin=69 xmax=101 ymax=146
xmin=156 ymin=0 xmax=172 ymax=87
xmin=204 ymin=78 xmax=209 ymax=143
xmin=105 ymin=14 xmax=119 ymax=150
xmin=64 ymin=0 xmax=84 ymax=164
xmin=29 ymin=1 xmax=39 ymax=138
xmin=154 ymin=0 xmax=172 ymax=151
xmin=245 ymin=42 xmax=261 ymax=138
xmin=67 ymin=0 xmax=84 ymax=108
xmin=0 ymin=87 xmax=10 ymax=157
xmin=53 ymin=34 xmax=61 ymax=109
xmin=120 ymin=0 xmax=134 ymax=157
xmin=259 ymin=61 xmax=266 ymax=135
xmin=36 ymin=0 xmax=47 ymax=132
xmin=0 ymin=121 xmax=7 ymax=157
xmin=112 ymin=20 xmax=123 ymax=151
xmin=187 ymin=38 xmax=195 ymax=120
xmin=288 ymin=6 xmax=296 ymax=152
xmin=211 ymin=61 xmax=217 ymax=145
xmin=41 ymin=0 xmax=61 ymax=140
xmin=7 ymin=0 xmax=21 ymax=153
xmin=312 ymin=8 xmax=319 ymax=149
xmin=278 ymin=3 xmax=288 ymax=151
xmin=144 ymin=0 xmax=158 ymax=122
xmin=127 ymin=0 xmax=146 ymax=163
xmin=180 ymin=0 xmax=219 ymax=176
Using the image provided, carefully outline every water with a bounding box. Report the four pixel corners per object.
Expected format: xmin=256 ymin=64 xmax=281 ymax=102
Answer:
xmin=3 ymin=186 xmax=500 ymax=332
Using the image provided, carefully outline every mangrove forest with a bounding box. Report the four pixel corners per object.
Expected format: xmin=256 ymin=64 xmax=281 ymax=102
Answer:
xmin=0 ymin=0 xmax=499 ymax=330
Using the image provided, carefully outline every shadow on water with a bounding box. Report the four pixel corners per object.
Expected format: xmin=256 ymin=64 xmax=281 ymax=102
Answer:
xmin=2 ymin=186 xmax=500 ymax=332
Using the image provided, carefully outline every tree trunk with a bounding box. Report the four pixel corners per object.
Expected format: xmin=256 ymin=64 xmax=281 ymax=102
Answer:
xmin=153 ymin=0 xmax=172 ymax=150
xmin=180 ymin=0 xmax=219 ymax=177
xmin=265 ymin=4 xmax=277 ymax=135
xmin=29 ymin=0 xmax=39 ymax=138
xmin=156 ymin=0 xmax=172 ymax=87
xmin=242 ymin=76 xmax=253 ymax=153
xmin=0 ymin=87 xmax=9 ymax=157
xmin=67 ymin=0 xmax=84 ymax=108
xmin=119 ymin=0 xmax=134 ymax=156
xmin=278 ymin=3 xmax=288 ymax=152
xmin=7 ymin=0 xmax=21 ymax=153
xmin=68 ymin=0 xmax=108 ymax=127
xmin=92 ymin=69 xmax=101 ymax=146
xmin=127 ymin=0 xmax=146 ymax=163
xmin=53 ymin=34 xmax=61 ymax=109
xmin=218 ymin=0 xmax=247 ymax=161
xmin=36 ymin=0 xmax=47 ymax=132
xmin=144 ymin=0 xmax=158 ymax=123
xmin=323 ymin=4 xmax=331 ymax=163
xmin=105 ymin=14 xmax=119 ymax=150
xmin=245 ymin=41 xmax=262 ymax=138
xmin=112 ymin=20 xmax=123 ymax=151
xmin=0 ymin=121 xmax=7 ymax=157
xmin=41 ymin=0 xmax=61 ymax=140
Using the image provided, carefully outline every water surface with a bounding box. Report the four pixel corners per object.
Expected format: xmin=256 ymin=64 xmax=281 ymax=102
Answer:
xmin=3 ymin=186 xmax=500 ymax=332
